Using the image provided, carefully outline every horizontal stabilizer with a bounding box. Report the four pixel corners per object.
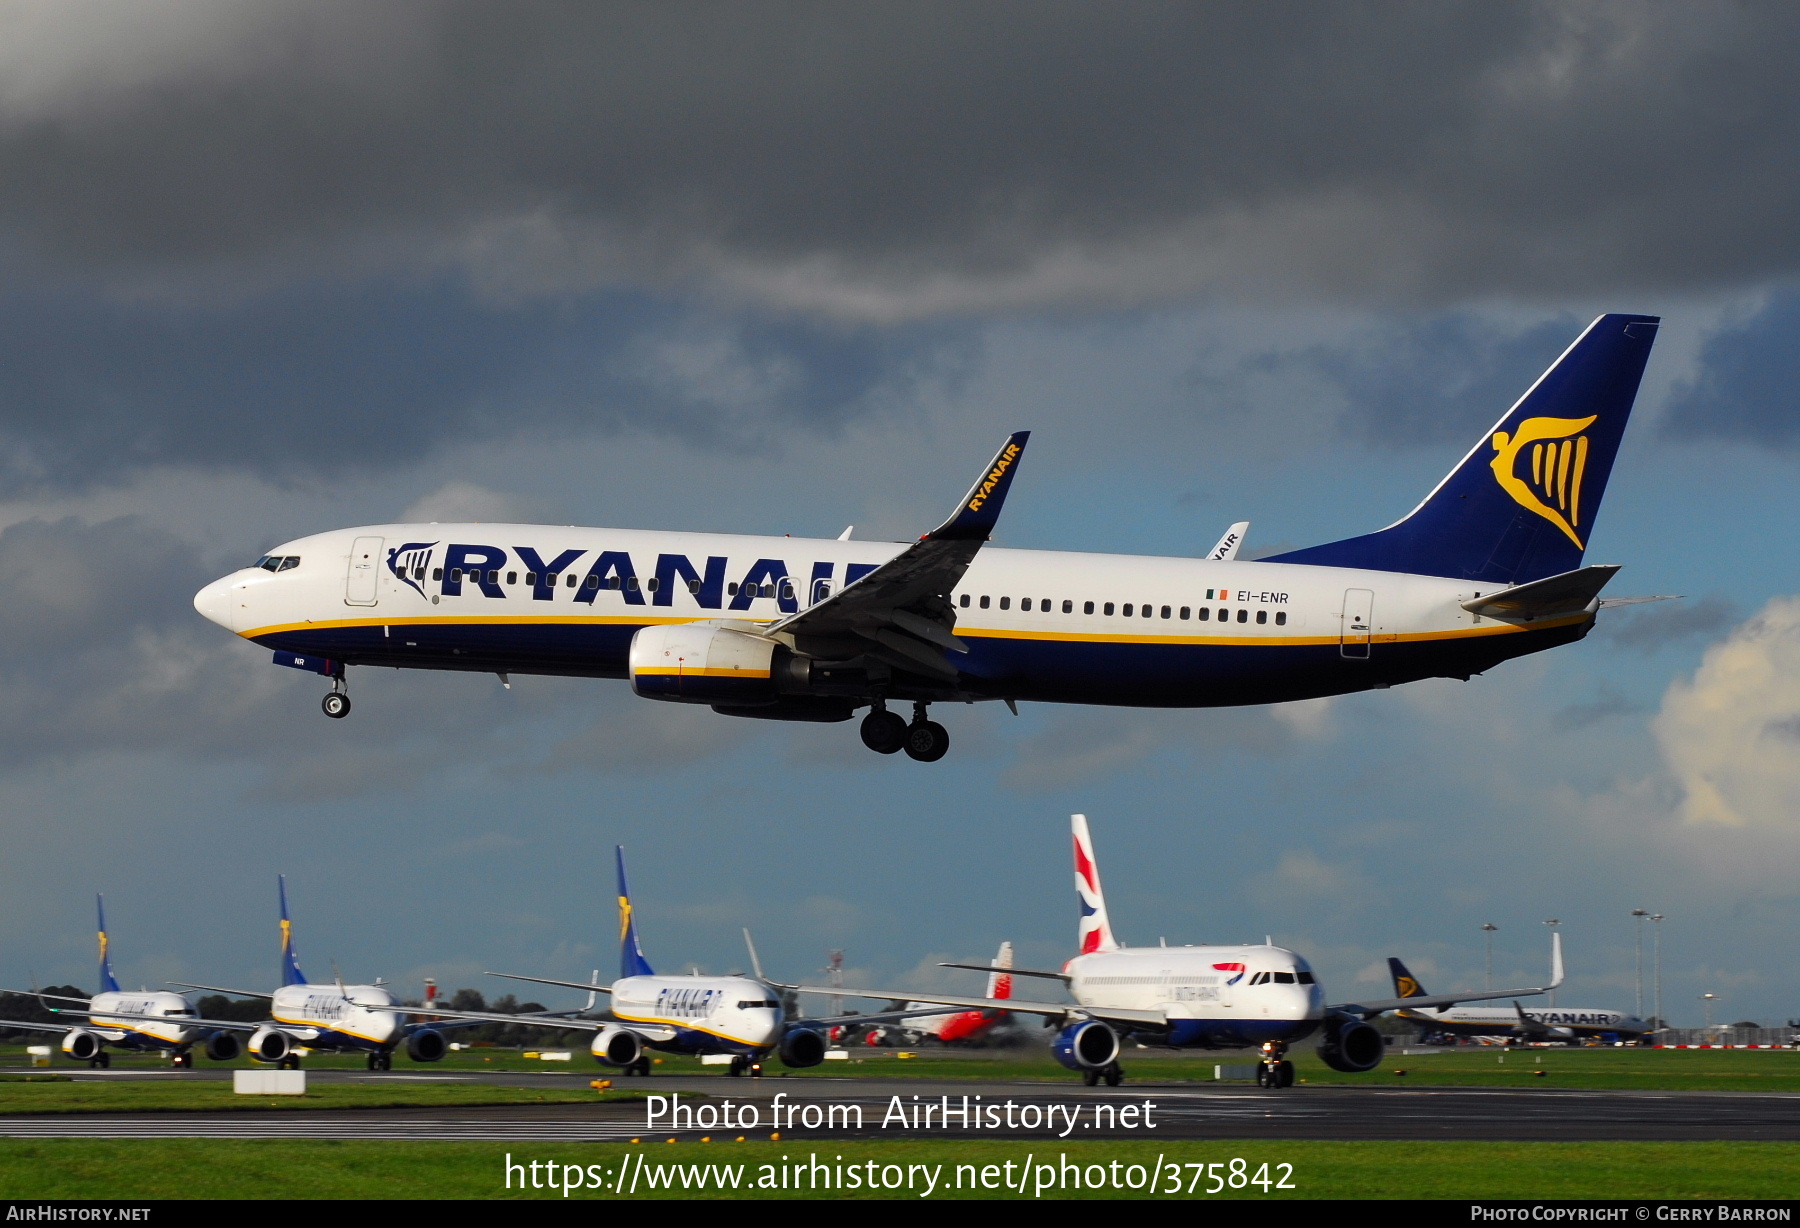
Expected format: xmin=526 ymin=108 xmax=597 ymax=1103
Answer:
xmin=1461 ymin=565 xmax=1619 ymax=623
xmin=1597 ymin=594 xmax=1683 ymax=609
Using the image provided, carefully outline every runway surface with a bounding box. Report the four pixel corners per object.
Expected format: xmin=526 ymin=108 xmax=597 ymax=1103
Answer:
xmin=3 ymin=1072 xmax=1797 ymax=1142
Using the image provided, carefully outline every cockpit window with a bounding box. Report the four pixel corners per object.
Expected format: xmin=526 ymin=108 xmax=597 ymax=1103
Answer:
xmin=1297 ymin=971 xmax=1315 ymax=984
xmin=737 ymin=1000 xmax=779 ymax=1010
xmin=255 ymin=555 xmax=301 ymax=572
xmin=1273 ymin=971 xmax=1296 ymax=984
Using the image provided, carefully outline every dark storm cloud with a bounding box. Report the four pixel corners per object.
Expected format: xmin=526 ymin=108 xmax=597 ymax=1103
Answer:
xmin=2 ymin=1 xmax=1796 ymax=312
xmin=0 ymin=284 xmax=961 ymax=489
xmin=1596 ymin=595 xmax=1739 ymax=653
xmin=1663 ymin=292 xmax=1800 ymax=450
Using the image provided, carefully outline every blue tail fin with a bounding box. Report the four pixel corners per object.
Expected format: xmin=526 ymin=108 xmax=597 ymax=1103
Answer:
xmin=616 ymin=847 xmax=654 ymax=979
xmin=96 ymin=895 xmax=120 ymax=994
xmin=278 ymin=875 xmax=307 ymax=987
xmin=1266 ymin=314 xmax=1660 ymax=584
xmin=1388 ymin=957 xmax=1426 ymax=999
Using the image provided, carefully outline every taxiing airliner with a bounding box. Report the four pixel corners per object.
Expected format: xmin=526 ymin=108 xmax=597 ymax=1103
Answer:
xmin=193 ymin=315 xmax=1668 ymax=761
xmin=1388 ymin=956 xmax=1651 ymax=1045
xmin=807 ymin=815 xmax=1564 ymax=1088
xmin=95 ymin=877 xmax=493 ymax=1069
xmin=1 ymin=897 xmax=240 ymax=1068
xmin=362 ymin=847 xmax=905 ymax=1076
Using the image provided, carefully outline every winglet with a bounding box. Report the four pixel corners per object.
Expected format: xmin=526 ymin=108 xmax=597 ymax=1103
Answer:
xmin=743 ymin=929 xmax=767 ymax=982
xmin=927 ymin=431 xmax=1030 ymax=542
xmin=1207 ymin=521 xmax=1250 ymax=562
xmin=617 ymin=846 xmax=654 ymax=979
xmin=278 ymin=875 xmax=306 ymax=987
xmin=1548 ymin=931 xmax=1564 ymax=991
xmin=96 ymin=894 xmax=120 ymax=995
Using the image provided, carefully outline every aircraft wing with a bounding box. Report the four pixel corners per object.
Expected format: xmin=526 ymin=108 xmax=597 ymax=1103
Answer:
xmin=0 ymin=989 xmax=93 ymax=1008
xmin=937 ymin=962 xmax=1070 ymax=984
xmin=352 ymin=1001 xmax=611 ymax=1033
xmin=796 ymin=985 xmax=1164 ymax=1028
xmin=1461 ymin=565 xmax=1620 ymax=623
xmin=0 ymin=1017 xmax=79 ymax=1034
xmin=763 ymin=432 xmax=1029 ymax=682
xmin=166 ymin=982 xmax=275 ymax=1000
xmin=1339 ymin=932 xmax=1564 ymax=1019
xmin=485 ymin=972 xmax=613 ymax=995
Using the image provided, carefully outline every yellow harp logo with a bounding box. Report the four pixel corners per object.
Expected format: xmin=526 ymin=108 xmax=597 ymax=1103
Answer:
xmin=1396 ymin=974 xmax=1421 ymax=998
xmin=1489 ymin=415 xmax=1597 ymax=549
xmin=280 ymin=917 xmax=292 ymax=953
xmin=618 ymin=895 xmax=633 ymax=945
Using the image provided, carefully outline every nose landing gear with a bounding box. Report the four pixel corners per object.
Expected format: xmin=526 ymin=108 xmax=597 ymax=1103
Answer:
xmin=1256 ymin=1040 xmax=1295 ymax=1089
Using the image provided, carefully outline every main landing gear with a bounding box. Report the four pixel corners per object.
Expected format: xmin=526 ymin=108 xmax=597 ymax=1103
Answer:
xmin=1081 ymin=1063 xmax=1124 ymax=1087
xmin=859 ymin=701 xmax=950 ymax=762
xmin=87 ymin=1052 xmax=111 ymax=1069
xmin=277 ymin=1055 xmax=303 ymax=1070
xmin=1256 ymin=1040 xmax=1295 ymax=1089
xmin=621 ymin=1056 xmax=653 ymax=1077
xmin=321 ymin=672 xmax=351 ymax=719
xmin=366 ymin=1052 xmax=393 ymax=1071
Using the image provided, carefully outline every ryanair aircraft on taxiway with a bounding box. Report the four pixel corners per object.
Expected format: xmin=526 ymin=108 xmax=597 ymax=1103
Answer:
xmin=194 ymin=314 xmax=1670 ymax=762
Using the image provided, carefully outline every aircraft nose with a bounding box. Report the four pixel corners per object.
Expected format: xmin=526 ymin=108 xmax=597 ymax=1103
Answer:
xmin=193 ymin=576 xmax=236 ymax=631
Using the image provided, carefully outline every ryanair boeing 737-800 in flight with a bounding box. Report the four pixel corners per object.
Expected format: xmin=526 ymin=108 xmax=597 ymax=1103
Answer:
xmin=194 ymin=314 xmax=1666 ymax=760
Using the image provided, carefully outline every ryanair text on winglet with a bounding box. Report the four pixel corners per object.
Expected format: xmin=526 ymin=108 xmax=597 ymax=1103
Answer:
xmin=967 ymin=443 xmax=1022 ymax=514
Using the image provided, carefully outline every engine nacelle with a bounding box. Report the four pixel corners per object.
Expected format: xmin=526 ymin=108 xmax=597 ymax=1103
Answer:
xmin=591 ymin=1026 xmax=645 ymax=1067
xmin=406 ymin=1029 xmax=448 ymax=1063
xmin=1051 ymin=1019 xmax=1120 ymax=1071
xmin=61 ymin=1029 xmax=103 ymax=1061
xmin=1317 ymin=1014 xmax=1384 ymax=1073
xmin=778 ymin=1028 xmax=826 ymax=1069
xmin=204 ymin=1031 xmax=242 ymax=1062
xmin=629 ymin=623 xmax=779 ymax=706
xmin=247 ymin=1026 xmax=294 ymax=1064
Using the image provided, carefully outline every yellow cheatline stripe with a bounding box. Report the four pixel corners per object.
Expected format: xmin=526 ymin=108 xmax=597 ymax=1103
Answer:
xmin=633 ymin=667 xmax=772 ymax=679
xmin=612 ymin=1009 xmax=762 ymax=1050
xmin=239 ymin=613 xmax=733 ymax=639
xmin=84 ymin=1022 xmax=187 ymax=1043
xmin=270 ymin=1015 xmax=393 ymax=1045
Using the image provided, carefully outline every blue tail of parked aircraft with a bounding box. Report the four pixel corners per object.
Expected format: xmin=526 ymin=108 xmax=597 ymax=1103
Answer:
xmin=617 ymin=846 xmax=654 ymax=979
xmin=1388 ymin=957 xmax=1427 ymax=999
xmin=96 ymin=895 xmax=121 ymax=994
xmin=1267 ymin=314 xmax=1660 ymax=585
xmin=278 ymin=875 xmax=307 ymax=987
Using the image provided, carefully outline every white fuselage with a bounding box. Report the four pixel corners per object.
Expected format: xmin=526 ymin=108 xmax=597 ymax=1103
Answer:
xmin=1403 ymin=1004 xmax=1651 ymax=1037
xmin=78 ymin=991 xmax=199 ymax=1050
xmin=195 ymin=523 xmax=1578 ymax=708
xmin=268 ymin=983 xmax=402 ymax=1050
xmin=611 ymin=975 xmax=785 ymax=1055
xmin=1066 ymin=943 xmax=1325 ymax=1048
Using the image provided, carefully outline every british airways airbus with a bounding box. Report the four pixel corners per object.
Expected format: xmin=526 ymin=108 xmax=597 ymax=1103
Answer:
xmin=193 ymin=315 xmax=1664 ymax=760
xmin=807 ymin=815 xmax=1563 ymax=1088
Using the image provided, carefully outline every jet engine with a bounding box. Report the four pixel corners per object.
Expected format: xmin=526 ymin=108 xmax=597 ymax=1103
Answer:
xmin=1316 ymin=1013 xmax=1383 ymax=1073
xmin=247 ymin=1026 xmax=294 ymax=1064
xmin=629 ymin=624 xmax=780 ymax=705
xmin=204 ymin=1032 xmax=242 ymax=1062
xmin=1051 ymin=1019 xmax=1120 ymax=1071
xmin=61 ymin=1030 xmax=102 ymax=1061
xmin=777 ymin=1027 xmax=826 ymax=1069
xmin=591 ymin=1026 xmax=645 ymax=1067
xmin=406 ymin=1029 xmax=448 ymax=1063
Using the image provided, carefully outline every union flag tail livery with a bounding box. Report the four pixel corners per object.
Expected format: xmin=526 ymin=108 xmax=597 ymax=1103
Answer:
xmin=197 ymin=315 xmax=1670 ymax=760
xmin=1072 ymin=814 xmax=1118 ymax=955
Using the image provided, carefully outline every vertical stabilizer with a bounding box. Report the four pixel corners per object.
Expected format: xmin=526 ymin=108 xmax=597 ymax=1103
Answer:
xmin=1388 ymin=957 xmax=1427 ymax=999
xmin=1265 ymin=314 xmax=1659 ymax=584
xmin=1071 ymin=814 xmax=1119 ymax=954
xmin=986 ymin=941 xmax=1015 ymax=1000
xmin=278 ymin=875 xmax=306 ymax=987
xmin=96 ymin=895 xmax=120 ymax=994
xmin=616 ymin=846 xmax=654 ymax=979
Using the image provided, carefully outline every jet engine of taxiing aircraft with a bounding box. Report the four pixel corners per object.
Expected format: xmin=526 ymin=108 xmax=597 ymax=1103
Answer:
xmin=591 ymin=1025 xmax=645 ymax=1067
xmin=1316 ymin=1013 xmax=1384 ymax=1073
xmin=61 ymin=1030 xmax=103 ymax=1062
xmin=248 ymin=1026 xmax=295 ymax=1064
xmin=204 ymin=1032 xmax=242 ymax=1062
xmin=1052 ymin=1020 xmax=1121 ymax=1073
xmin=776 ymin=1027 xmax=826 ymax=1069
xmin=405 ymin=1029 xmax=448 ymax=1063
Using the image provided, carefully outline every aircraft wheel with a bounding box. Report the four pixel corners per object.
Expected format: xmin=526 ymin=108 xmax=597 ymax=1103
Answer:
xmin=367 ymin=1053 xmax=382 ymax=1071
xmin=1081 ymin=1069 xmax=1100 ymax=1087
xmin=1104 ymin=1064 xmax=1124 ymax=1087
xmin=1277 ymin=1060 xmax=1295 ymax=1088
xmin=322 ymin=692 xmax=351 ymax=719
xmin=632 ymin=1057 xmax=652 ymax=1077
xmin=727 ymin=1056 xmax=745 ymax=1077
xmin=860 ymin=709 xmax=906 ymax=754
xmin=172 ymin=1051 xmax=191 ymax=1069
xmin=903 ymin=720 xmax=950 ymax=762
xmin=90 ymin=1054 xmax=110 ymax=1069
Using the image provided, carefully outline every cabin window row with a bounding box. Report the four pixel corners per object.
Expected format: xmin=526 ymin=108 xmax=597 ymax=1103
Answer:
xmin=957 ymin=593 xmax=1287 ymax=626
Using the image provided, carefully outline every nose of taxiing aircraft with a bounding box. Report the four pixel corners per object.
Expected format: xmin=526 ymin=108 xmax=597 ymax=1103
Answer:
xmin=193 ymin=576 xmax=237 ymax=631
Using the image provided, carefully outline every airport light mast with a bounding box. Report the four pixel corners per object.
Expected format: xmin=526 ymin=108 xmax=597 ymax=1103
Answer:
xmin=1700 ymin=991 xmax=1719 ymax=1032
xmin=1481 ymin=923 xmax=1498 ymax=989
xmin=1650 ymin=914 xmax=1665 ymax=1032
xmin=1631 ymin=909 xmax=1649 ymax=1018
